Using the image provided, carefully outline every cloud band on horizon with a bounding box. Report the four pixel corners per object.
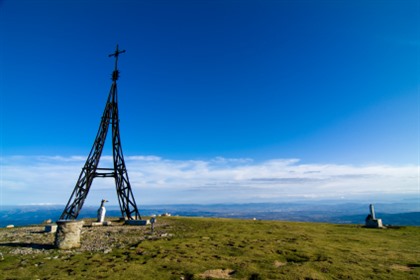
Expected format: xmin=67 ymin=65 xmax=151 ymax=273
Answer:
xmin=0 ymin=155 xmax=418 ymax=205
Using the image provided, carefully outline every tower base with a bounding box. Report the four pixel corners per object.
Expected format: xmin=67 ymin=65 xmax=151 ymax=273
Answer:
xmin=365 ymin=218 xmax=384 ymax=228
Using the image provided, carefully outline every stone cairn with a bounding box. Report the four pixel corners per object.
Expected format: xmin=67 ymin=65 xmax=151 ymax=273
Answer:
xmin=54 ymin=220 xmax=84 ymax=249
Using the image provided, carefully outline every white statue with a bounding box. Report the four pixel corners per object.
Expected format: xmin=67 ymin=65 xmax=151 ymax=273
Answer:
xmin=97 ymin=199 xmax=108 ymax=222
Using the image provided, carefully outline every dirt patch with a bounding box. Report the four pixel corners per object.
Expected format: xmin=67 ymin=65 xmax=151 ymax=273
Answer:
xmin=274 ymin=260 xmax=287 ymax=267
xmin=391 ymin=264 xmax=412 ymax=272
xmin=198 ymin=269 xmax=235 ymax=279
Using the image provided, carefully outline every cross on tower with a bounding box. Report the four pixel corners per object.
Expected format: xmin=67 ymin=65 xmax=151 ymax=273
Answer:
xmin=60 ymin=45 xmax=142 ymax=221
xmin=108 ymin=44 xmax=126 ymax=81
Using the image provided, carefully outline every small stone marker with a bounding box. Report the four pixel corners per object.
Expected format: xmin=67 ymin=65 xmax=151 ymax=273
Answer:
xmin=365 ymin=204 xmax=384 ymax=228
xmin=55 ymin=220 xmax=84 ymax=249
xmin=150 ymin=217 xmax=156 ymax=233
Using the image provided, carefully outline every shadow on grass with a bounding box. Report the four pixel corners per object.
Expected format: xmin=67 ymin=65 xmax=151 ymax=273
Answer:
xmin=0 ymin=242 xmax=55 ymax=250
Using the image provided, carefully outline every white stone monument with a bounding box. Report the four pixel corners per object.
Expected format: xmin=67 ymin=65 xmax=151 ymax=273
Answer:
xmin=97 ymin=199 xmax=108 ymax=222
xmin=91 ymin=199 xmax=112 ymax=226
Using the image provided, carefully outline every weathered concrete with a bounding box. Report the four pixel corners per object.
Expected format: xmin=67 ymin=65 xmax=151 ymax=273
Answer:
xmin=45 ymin=224 xmax=57 ymax=233
xmin=365 ymin=218 xmax=383 ymax=228
xmin=55 ymin=220 xmax=84 ymax=249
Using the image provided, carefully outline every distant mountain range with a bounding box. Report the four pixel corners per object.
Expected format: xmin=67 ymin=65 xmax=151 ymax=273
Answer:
xmin=1 ymin=201 xmax=419 ymax=227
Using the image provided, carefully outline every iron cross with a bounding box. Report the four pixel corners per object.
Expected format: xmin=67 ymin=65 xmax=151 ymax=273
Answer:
xmin=109 ymin=44 xmax=126 ymax=80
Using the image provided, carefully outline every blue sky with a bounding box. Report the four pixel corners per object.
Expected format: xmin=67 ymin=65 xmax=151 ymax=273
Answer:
xmin=0 ymin=0 xmax=419 ymax=205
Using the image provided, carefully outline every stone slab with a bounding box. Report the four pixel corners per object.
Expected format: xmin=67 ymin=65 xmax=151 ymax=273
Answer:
xmin=91 ymin=221 xmax=112 ymax=227
xmin=125 ymin=220 xmax=150 ymax=226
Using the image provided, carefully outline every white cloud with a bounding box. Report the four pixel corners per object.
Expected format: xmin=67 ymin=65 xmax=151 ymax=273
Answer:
xmin=0 ymin=155 xmax=418 ymax=205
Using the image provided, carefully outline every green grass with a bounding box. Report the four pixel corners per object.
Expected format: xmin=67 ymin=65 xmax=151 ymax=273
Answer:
xmin=1 ymin=217 xmax=419 ymax=279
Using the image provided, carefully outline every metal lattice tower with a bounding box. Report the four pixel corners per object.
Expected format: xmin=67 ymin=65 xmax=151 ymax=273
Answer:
xmin=60 ymin=45 xmax=141 ymax=221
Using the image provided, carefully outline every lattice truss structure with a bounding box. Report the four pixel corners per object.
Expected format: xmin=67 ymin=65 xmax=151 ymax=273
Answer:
xmin=60 ymin=45 xmax=141 ymax=221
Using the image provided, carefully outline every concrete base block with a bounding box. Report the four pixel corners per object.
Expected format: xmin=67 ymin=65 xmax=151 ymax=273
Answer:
xmin=55 ymin=220 xmax=84 ymax=249
xmin=125 ymin=220 xmax=150 ymax=226
xmin=365 ymin=218 xmax=384 ymax=228
xmin=45 ymin=224 xmax=57 ymax=233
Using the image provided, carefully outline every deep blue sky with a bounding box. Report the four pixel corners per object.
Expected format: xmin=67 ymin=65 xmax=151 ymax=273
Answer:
xmin=1 ymin=0 xmax=419 ymax=164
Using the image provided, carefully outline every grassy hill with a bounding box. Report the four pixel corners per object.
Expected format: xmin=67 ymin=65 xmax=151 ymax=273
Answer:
xmin=0 ymin=217 xmax=419 ymax=279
